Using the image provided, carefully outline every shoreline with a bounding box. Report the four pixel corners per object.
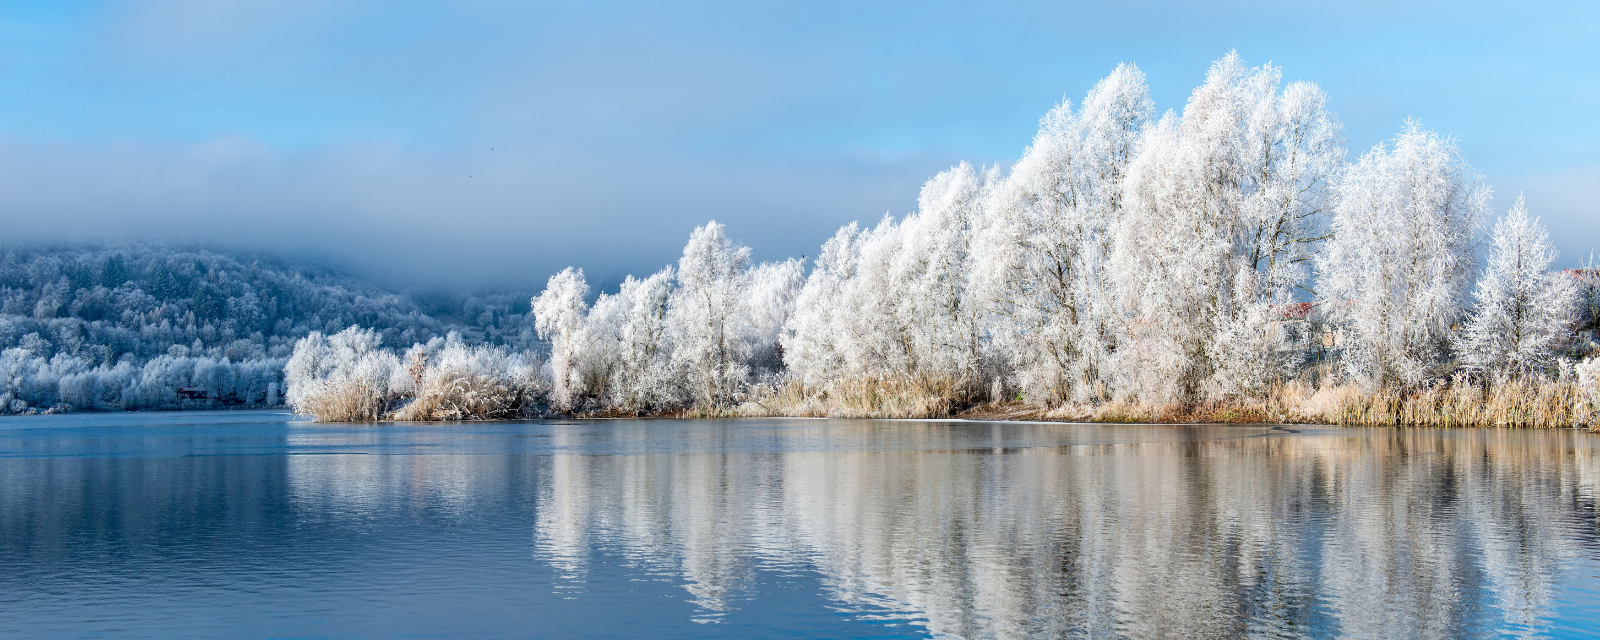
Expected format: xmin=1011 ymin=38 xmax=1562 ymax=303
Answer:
xmin=493 ymin=402 xmax=1600 ymax=430
xmin=14 ymin=405 xmax=1591 ymax=430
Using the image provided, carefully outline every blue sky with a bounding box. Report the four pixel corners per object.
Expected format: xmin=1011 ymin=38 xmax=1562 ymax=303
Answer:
xmin=0 ymin=0 xmax=1595 ymax=289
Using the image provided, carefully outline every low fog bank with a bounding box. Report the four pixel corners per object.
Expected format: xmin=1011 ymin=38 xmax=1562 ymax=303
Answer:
xmin=1 ymin=132 xmax=1593 ymax=299
xmin=0 ymin=138 xmax=951 ymax=293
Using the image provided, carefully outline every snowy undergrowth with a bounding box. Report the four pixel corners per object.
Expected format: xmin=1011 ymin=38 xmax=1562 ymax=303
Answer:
xmin=286 ymin=327 xmax=547 ymax=422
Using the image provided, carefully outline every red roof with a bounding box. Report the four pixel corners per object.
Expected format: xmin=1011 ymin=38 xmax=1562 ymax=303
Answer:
xmin=1271 ymin=302 xmax=1315 ymax=321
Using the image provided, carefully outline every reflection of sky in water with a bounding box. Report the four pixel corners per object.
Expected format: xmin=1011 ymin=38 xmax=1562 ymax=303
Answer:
xmin=1 ymin=413 xmax=1598 ymax=638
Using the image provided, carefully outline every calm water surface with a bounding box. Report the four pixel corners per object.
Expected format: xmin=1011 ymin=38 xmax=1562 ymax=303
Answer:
xmin=2 ymin=412 xmax=1598 ymax=639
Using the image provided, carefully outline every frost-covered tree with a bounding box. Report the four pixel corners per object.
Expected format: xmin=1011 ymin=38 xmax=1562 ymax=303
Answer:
xmin=785 ymin=163 xmax=991 ymax=391
xmin=1573 ymin=257 xmax=1600 ymax=336
xmin=782 ymin=224 xmax=861 ymax=385
xmin=608 ymin=268 xmax=678 ymax=410
xmin=896 ymin=162 xmax=988 ymax=381
xmin=535 ymin=268 xmax=681 ymax=411
xmin=528 ymin=222 xmax=802 ymax=412
xmin=834 ymin=216 xmax=912 ymax=376
xmin=742 ymin=258 xmax=805 ymax=377
xmin=1112 ymin=52 xmax=1342 ymax=404
xmin=532 ymin=268 xmax=591 ymax=410
xmin=1208 ymin=65 xmax=1342 ymax=397
xmin=668 ymin=222 xmax=754 ymax=407
xmin=975 ymin=63 xmax=1152 ymax=404
xmin=1458 ymin=197 xmax=1579 ymax=377
xmin=1318 ymin=121 xmax=1489 ymax=388
xmin=1112 ymin=112 xmax=1223 ymax=405
xmin=574 ymin=287 xmax=626 ymax=404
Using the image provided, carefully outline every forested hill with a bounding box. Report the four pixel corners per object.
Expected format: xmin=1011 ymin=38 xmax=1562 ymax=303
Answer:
xmin=0 ymin=243 xmax=539 ymax=413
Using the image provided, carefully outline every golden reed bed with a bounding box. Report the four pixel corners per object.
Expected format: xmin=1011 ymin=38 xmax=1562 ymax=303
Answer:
xmin=295 ymin=367 xmax=1599 ymax=430
xmin=721 ymin=375 xmax=1600 ymax=430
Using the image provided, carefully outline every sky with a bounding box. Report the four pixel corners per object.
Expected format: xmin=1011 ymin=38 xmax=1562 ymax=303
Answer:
xmin=0 ymin=0 xmax=1595 ymax=292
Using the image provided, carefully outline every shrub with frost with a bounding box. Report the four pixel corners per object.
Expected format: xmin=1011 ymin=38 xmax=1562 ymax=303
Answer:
xmin=285 ymin=326 xmax=398 ymax=421
xmin=391 ymin=336 xmax=540 ymax=421
xmin=284 ymin=325 xmax=546 ymax=421
xmin=1577 ymin=358 xmax=1600 ymax=405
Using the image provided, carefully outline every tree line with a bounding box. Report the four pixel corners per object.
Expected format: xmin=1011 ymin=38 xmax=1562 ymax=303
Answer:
xmin=288 ymin=53 xmax=1600 ymax=422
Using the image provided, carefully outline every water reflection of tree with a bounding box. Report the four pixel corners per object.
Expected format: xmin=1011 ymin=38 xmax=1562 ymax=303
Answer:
xmin=7 ymin=423 xmax=1590 ymax=637
xmin=525 ymin=424 xmax=1600 ymax=638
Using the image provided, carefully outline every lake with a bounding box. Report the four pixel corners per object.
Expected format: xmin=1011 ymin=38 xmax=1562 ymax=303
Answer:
xmin=1 ymin=412 xmax=1597 ymax=639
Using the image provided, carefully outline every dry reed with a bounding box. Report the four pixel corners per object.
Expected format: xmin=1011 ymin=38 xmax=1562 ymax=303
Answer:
xmin=1279 ymin=377 xmax=1596 ymax=428
xmin=298 ymin=355 xmax=1600 ymax=429
xmin=293 ymin=378 xmax=389 ymax=423
xmin=390 ymin=370 xmax=527 ymax=421
xmin=712 ymin=372 xmax=1599 ymax=429
xmin=294 ymin=360 xmax=545 ymax=422
xmin=728 ymin=374 xmax=984 ymax=419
